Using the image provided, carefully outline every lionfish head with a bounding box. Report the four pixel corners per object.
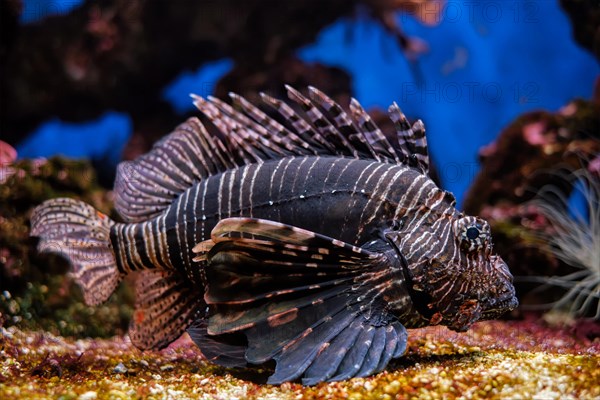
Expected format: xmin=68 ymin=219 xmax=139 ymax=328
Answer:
xmin=404 ymin=214 xmax=518 ymax=332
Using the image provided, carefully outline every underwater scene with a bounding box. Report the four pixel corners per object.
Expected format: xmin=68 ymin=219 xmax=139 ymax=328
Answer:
xmin=1 ymin=0 xmax=599 ymax=398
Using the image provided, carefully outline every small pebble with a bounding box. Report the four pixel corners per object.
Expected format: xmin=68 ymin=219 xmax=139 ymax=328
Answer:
xmin=113 ymin=362 xmax=127 ymax=374
xmin=383 ymin=380 xmax=400 ymax=394
xmin=107 ymin=390 xmax=128 ymax=399
xmin=78 ymin=391 xmax=97 ymax=400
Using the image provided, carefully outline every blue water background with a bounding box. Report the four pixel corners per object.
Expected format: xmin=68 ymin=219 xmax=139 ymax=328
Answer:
xmin=16 ymin=0 xmax=599 ymax=207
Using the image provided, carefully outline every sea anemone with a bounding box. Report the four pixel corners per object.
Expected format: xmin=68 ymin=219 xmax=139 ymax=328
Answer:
xmin=523 ymin=163 xmax=600 ymax=319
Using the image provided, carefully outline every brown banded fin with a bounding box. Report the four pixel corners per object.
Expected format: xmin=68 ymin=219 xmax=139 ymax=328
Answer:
xmin=191 ymin=239 xmax=214 ymax=262
xmin=115 ymin=87 xmax=431 ymax=222
xmin=128 ymin=269 xmax=206 ymax=350
xmin=192 ymin=96 xmax=261 ymax=164
xmin=30 ymin=198 xmax=120 ymax=306
xmin=209 ymin=86 xmax=431 ymax=171
xmin=388 ymin=101 xmax=429 ymax=173
xmin=283 ymin=85 xmax=353 ymax=154
xmin=228 ymin=92 xmax=322 ymax=153
xmin=259 ymin=90 xmax=337 ymax=153
xmin=113 ymin=118 xmax=236 ymax=222
xmin=307 ymin=86 xmax=374 ymax=158
xmin=208 ymin=95 xmax=313 ymax=155
xmin=194 ymin=95 xmax=285 ymax=163
xmin=199 ymin=217 xmax=410 ymax=385
xmin=349 ymin=97 xmax=401 ymax=164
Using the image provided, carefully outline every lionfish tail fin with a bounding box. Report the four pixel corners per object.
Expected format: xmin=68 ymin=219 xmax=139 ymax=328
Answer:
xmin=30 ymin=198 xmax=121 ymax=306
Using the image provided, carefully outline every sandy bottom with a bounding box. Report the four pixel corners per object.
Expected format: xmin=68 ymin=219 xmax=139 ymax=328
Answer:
xmin=1 ymin=320 xmax=598 ymax=399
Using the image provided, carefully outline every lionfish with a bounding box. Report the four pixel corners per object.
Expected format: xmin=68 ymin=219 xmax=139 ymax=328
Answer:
xmin=30 ymin=86 xmax=517 ymax=385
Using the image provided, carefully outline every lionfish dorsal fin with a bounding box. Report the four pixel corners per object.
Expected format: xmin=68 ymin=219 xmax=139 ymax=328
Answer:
xmin=388 ymin=101 xmax=429 ymax=174
xmin=231 ymin=86 xmax=429 ymax=169
xmin=348 ymin=97 xmax=401 ymax=164
xmin=113 ymin=117 xmax=237 ymax=222
xmin=278 ymin=86 xmax=347 ymax=154
xmin=114 ymin=86 xmax=430 ymax=222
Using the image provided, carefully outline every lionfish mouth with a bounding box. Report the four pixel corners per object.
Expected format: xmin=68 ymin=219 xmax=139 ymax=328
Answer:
xmin=447 ymin=287 xmax=518 ymax=332
xmin=480 ymin=258 xmax=519 ymax=320
xmin=481 ymin=294 xmax=519 ymax=319
xmin=446 ymin=299 xmax=482 ymax=332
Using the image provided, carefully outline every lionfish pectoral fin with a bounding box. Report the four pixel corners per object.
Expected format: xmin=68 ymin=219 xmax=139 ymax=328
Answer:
xmin=191 ymin=239 xmax=214 ymax=262
xmin=298 ymin=317 xmax=407 ymax=385
xmin=128 ymin=269 xmax=206 ymax=350
xmin=186 ymin=319 xmax=248 ymax=368
xmin=197 ymin=217 xmax=410 ymax=384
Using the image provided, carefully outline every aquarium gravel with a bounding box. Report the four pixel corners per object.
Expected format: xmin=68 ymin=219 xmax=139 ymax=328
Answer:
xmin=1 ymin=320 xmax=597 ymax=399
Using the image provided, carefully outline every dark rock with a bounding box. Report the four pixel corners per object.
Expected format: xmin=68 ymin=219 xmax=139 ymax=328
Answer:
xmin=560 ymin=0 xmax=600 ymax=62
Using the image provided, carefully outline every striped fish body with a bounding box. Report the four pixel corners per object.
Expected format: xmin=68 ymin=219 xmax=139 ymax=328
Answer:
xmin=111 ymin=156 xmax=441 ymax=276
xmin=30 ymin=86 xmax=517 ymax=385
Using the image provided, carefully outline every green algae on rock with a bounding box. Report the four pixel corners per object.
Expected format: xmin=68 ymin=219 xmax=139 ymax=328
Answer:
xmin=0 ymin=156 xmax=133 ymax=338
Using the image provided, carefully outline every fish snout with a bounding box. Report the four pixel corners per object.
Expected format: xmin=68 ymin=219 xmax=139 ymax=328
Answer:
xmin=481 ymin=257 xmax=519 ymax=319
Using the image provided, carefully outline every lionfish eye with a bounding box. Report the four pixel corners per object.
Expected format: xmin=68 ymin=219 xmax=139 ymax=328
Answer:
xmin=466 ymin=227 xmax=480 ymax=240
xmin=454 ymin=217 xmax=491 ymax=252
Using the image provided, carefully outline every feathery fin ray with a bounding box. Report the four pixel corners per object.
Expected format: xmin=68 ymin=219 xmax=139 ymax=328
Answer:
xmin=113 ymin=87 xmax=430 ymax=222
xmin=195 ymin=217 xmax=409 ymax=385
xmin=30 ymin=198 xmax=120 ymax=306
xmin=129 ymin=269 xmax=206 ymax=350
xmin=187 ymin=319 xmax=248 ymax=368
